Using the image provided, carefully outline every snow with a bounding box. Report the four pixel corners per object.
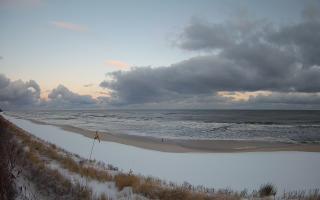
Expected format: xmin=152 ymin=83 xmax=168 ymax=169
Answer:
xmin=15 ymin=173 xmax=46 ymax=200
xmin=47 ymin=161 xmax=118 ymax=199
xmin=4 ymin=115 xmax=320 ymax=192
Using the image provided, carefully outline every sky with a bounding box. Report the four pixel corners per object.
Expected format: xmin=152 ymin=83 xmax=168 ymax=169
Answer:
xmin=1 ymin=0 xmax=320 ymax=110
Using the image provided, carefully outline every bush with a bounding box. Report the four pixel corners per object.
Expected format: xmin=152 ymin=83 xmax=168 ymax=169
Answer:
xmin=259 ymin=183 xmax=277 ymax=197
xmin=115 ymin=173 xmax=140 ymax=191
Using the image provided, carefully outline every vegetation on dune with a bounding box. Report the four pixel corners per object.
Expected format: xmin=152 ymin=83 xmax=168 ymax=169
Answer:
xmin=0 ymin=118 xmax=19 ymax=200
xmin=1 ymin=116 xmax=93 ymax=200
xmin=23 ymin=151 xmax=92 ymax=199
xmin=11 ymin=119 xmax=113 ymax=182
xmin=281 ymin=189 xmax=320 ymax=200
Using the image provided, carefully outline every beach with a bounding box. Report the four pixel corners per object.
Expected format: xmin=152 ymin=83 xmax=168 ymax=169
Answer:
xmin=27 ymin=117 xmax=320 ymax=153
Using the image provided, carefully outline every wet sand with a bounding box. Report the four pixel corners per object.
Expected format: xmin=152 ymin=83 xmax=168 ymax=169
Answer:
xmin=27 ymin=118 xmax=320 ymax=153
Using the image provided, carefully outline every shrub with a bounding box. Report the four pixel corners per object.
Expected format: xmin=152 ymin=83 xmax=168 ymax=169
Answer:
xmin=115 ymin=173 xmax=140 ymax=191
xmin=259 ymin=183 xmax=277 ymax=197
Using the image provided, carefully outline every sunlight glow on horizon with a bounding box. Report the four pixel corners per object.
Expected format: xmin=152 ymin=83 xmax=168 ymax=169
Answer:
xmin=218 ymin=91 xmax=272 ymax=101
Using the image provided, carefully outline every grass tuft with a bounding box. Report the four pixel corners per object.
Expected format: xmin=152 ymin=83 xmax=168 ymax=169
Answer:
xmin=115 ymin=173 xmax=141 ymax=191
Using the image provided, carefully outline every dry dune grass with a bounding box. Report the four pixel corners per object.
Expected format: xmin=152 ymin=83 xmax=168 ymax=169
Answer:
xmin=19 ymin=134 xmax=93 ymax=199
xmin=1 ymin=116 xmax=93 ymax=200
xmin=114 ymin=173 xmax=243 ymax=200
xmin=12 ymin=120 xmax=113 ymax=182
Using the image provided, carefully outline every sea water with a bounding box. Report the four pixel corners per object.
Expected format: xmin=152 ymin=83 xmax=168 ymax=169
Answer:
xmin=5 ymin=110 xmax=320 ymax=143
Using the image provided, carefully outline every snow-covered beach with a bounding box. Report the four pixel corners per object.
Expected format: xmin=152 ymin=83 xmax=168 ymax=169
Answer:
xmin=3 ymin=114 xmax=320 ymax=193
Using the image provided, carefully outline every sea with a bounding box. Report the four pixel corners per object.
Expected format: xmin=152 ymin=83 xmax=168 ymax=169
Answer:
xmin=5 ymin=110 xmax=320 ymax=143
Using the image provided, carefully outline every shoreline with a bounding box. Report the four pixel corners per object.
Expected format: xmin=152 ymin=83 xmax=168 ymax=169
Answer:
xmin=24 ymin=117 xmax=320 ymax=153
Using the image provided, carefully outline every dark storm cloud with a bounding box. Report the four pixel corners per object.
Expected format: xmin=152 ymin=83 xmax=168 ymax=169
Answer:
xmin=100 ymin=10 xmax=320 ymax=106
xmin=0 ymin=74 xmax=100 ymax=110
xmin=247 ymin=92 xmax=320 ymax=107
xmin=100 ymin=54 xmax=279 ymax=105
xmin=269 ymin=21 xmax=320 ymax=67
xmin=47 ymin=85 xmax=96 ymax=107
xmin=175 ymin=16 xmax=267 ymax=51
xmin=0 ymin=74 xmax=41 ymax=109
xmin=100 ymin=56 xmax=259 ymax=105
xmin=175 ymin=18 xmax=235 ymax=51
xmin=0 ymin=74 xmax=10 ymax=89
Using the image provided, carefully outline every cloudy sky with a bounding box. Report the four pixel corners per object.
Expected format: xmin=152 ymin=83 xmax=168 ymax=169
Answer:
xmin=1 ymin=0 xmax=320 ymax=110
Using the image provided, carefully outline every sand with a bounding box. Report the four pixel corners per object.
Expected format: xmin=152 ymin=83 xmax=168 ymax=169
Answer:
xmin=27 ymin=118 xmax=320 ymax=153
